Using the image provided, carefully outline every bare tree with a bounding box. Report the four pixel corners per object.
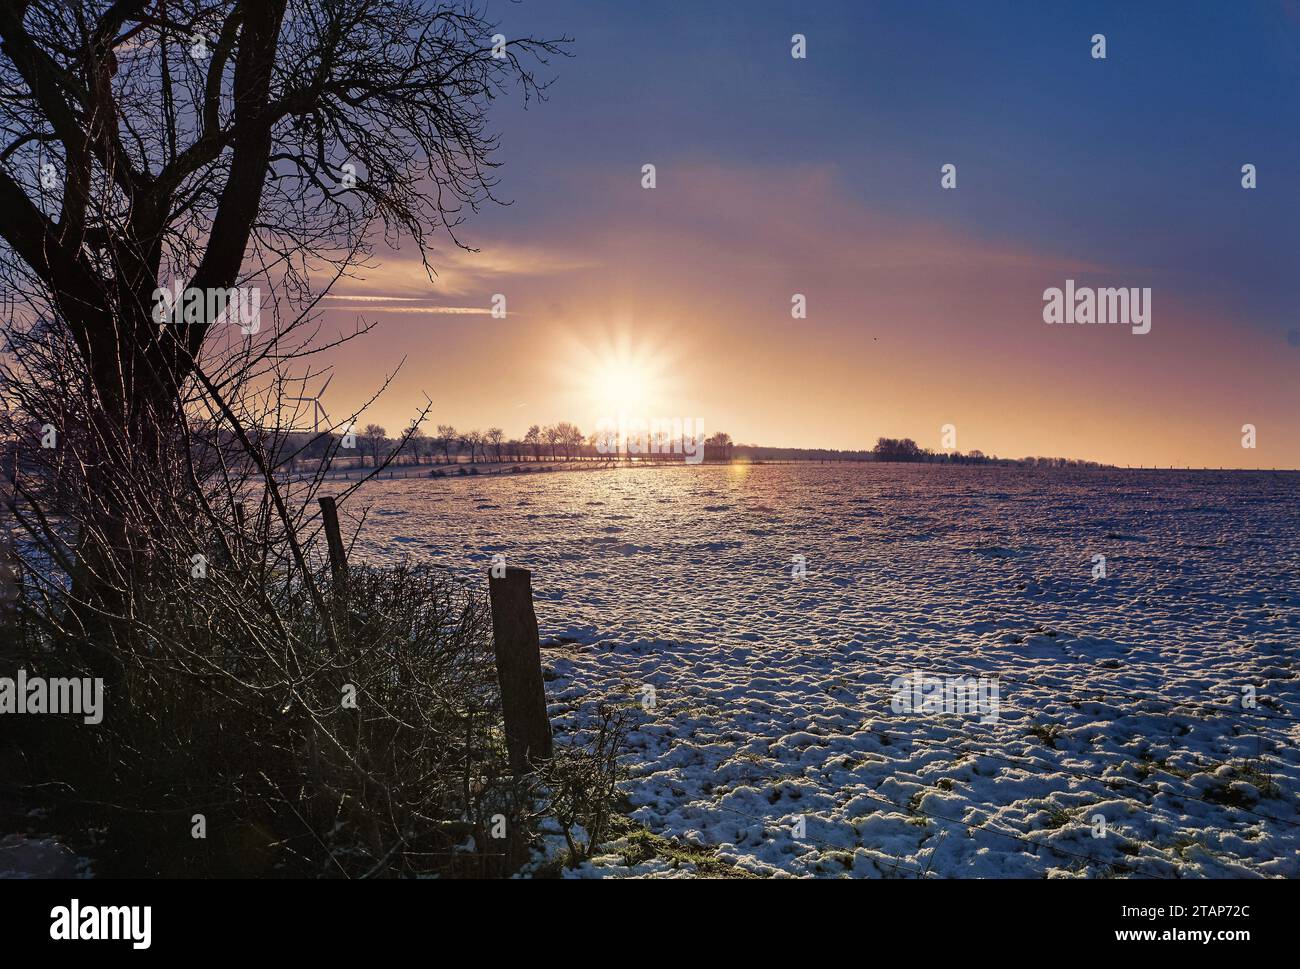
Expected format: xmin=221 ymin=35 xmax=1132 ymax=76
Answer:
xmin=546 ymin=421 xmax=580 ymax=461
xmin=435 ymin=423 xmax=458 ymax=464
xmin=524 ymin=424 xmax=542 ymax=461
xmin=454 ymin=429 xmax=471 ymax=464
xmin=362 ymin=423 xmax=387 ymax=467
xmin=486 ymin=426 xmax=504 ymax=462
xmin=0 ymin=0 xmax=565 ymax=662
xmin=0 ymin=1 xmax=573 ymax=877
xmin=563 ymin=422 xmax=584 ymax=460
xmin=407 ymin=420 xmax=427 ymax=465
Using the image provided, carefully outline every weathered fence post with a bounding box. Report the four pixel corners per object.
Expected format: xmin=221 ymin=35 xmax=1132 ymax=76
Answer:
xmin=487 ymin=566 xmax=553 ymax=775
xmin=317 ymin=496 xmax=348 ymax=588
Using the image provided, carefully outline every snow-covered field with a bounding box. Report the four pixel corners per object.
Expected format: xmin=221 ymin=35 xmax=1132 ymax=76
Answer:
xmin=352 ymin=463 xmax=1300 ymax=878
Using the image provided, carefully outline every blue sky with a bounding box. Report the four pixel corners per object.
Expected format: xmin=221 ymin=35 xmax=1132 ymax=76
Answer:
xmin=485 ymin=0 xmax=1298 ymax=328
xmin=327 ymin=1 xmax=1300 ymax=466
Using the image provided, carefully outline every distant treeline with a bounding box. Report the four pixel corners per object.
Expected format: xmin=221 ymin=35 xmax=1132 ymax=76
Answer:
xmin=271 ymin=423 xmax=737 ymax=469
xmin=0 ymin=419 xmax=1103 ymax=474
xmin=733 ymin=437 xmax=1108 ymax=469
xmin=264 ymin=428 xmax=1101 ymax=471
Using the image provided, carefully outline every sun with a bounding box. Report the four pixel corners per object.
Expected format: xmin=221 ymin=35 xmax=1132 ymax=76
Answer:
xmin=563 ymin=327 xmax=677 ymax=422
xmin=592 ymin=363 xmax=650 ymax=414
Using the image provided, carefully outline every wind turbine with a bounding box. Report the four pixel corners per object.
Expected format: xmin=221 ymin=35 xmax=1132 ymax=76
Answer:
xmin=287 ymin=373 xmax=333 ymax=433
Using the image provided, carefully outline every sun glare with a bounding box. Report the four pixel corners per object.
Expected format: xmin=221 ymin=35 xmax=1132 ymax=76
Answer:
xmin=592 ymin=363 xmax=649 ymax=414
xmin=563 ymin=327 xmax=678 ymax=423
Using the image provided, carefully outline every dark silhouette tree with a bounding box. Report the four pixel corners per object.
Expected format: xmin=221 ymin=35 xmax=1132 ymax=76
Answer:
xmin=524 ymin=423 xmax=542 ymax=461
xmin=873 ymin=437 xmax=925 ymax=462
xmin=0 ymin=1 xmax=565 ymax=656
xmin=705 ymin=431 xmax=733 ymax=462
xmin=406 ymin=420 xmax=427 ymax=465
xmin=361 ymin=423 xmax=387 ymax=467
xmin=460 ymin=428 xmax=483 ymax=463
xmin=435 ymin=423 xmax=458 ymax=464
xmin=0 ymin=1 xmax=566 ymax=673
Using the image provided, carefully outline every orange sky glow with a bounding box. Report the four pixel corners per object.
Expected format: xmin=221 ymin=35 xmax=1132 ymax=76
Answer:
xmin=302 ymin=163 xmax=1297 ymax=470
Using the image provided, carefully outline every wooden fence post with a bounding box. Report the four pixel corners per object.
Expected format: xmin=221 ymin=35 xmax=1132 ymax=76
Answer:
xmin=487 ymin=566 xmax=553 ymax=775
xmin=317 ymin=496 xmax=348 ymax=588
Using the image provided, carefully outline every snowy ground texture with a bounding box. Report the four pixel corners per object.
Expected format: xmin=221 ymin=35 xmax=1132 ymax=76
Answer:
xmin=353 ymin=464 xmax=1300 ymax=878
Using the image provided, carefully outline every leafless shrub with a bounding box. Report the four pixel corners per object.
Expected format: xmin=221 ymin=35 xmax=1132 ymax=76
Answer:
xmin=0 ymin=1 xmax=579 ymax=876
xmin=543 ymin=702 xmax=629 ymax=868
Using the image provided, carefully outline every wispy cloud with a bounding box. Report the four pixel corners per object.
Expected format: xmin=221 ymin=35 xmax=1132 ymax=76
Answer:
xmin=324 ymin=303 xmax=494 ymax=314
xmin=328 ymin=242 xmax=598 ymax=304
xmin=321 ymin=294 xmax=423 ymax=303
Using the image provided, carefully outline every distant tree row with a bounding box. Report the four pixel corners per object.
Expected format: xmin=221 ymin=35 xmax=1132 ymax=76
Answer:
xmin=267 ymin=428 xmax=1101 ymax=472
xmin=271 ymin=422 xmax=741 ymax=470
xmin=417 ymin=422 xmax=588 ymax=464
xmin=869 ymin=437 xmax=1101 ymax=467
xmin=707 ymin=438 xmax=1105 ymax=468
